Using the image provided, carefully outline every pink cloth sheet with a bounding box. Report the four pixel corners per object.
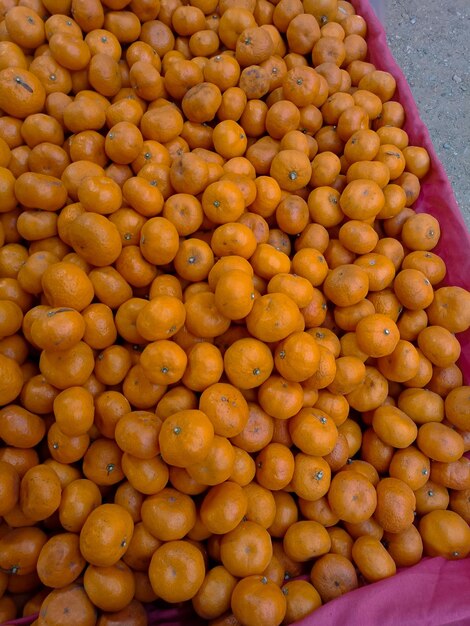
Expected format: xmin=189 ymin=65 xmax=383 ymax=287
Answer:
xmin=1 ymin=0 xmax=469 ymax=625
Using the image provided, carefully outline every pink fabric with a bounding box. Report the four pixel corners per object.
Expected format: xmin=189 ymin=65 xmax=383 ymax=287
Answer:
xmin=2 ymin=2 xmax=469 ymax=626
xmin=1 ymin=617 xmax=37 ymax=626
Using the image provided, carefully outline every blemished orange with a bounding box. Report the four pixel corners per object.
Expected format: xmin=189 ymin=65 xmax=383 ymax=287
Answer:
xmin=310 ymin=553 xmax=358 ymax=602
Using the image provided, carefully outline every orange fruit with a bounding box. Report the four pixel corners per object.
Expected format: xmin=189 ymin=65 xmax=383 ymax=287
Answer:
xmin=0 ymin=460 xmax=20 ymax=517
xmin=445 ymin=386 xmax=470 ymax=431
xmin=159 ymin=409 xmax=214 ymax=468
xmin=246 ymin=292 xmax=300 ymax=342
xmin=383 ymin=524 xmax=423 ymax=568
xmin=255 ymin=442 xmax=295 ymax=491
xmin=141 ymin=487 xmax=196 ymax=541
xmin=323 ymin=264 xmax=369 ymax=307
xmin=224 ymin=337 xmax=274 ymax=389
xmin=20 ymin=463 xmax=62 ymax=522
xmin=426 ymin=286 xmax=470 ymax=333
xmin=35 ymin=584 xmax=97 ymax=626
xmin=200 ymin=481 xmax=248 ymax=534
xmin=0 ymin=525 xmax=47 ymax=576
xmin=419 ymin=510 xmax=470 ymax=559
xmin=192 ymin=565 xmax=238 ymax=621
xmin=258 ymin=375 xmax=304 ymax=420
xmin=372 ymin=405 xmax=418 ymax=448
xmin=79 ymin=503 xmax=134 ymax=567
xmin=291 ymin=453 xmax=331 ymax=501
xmin=417 ymin=422 xmax=465 ymax=463
xmin=220 ymin=521 xmax=273 ymax=577
xmin=149 ymin=540 xmax=205 ymax=603
xmin=289 ymin=408 xmax=338 ymax=456
xmin=310 ymin=553 xmax=358 ymax=603
xmin=374 ymin=477 xmax=416 ymax=533
xmin=351 ymin=536 xmax=397 ymax=583
xmin=187 ymin=435 xmax=236 ymax=486
xmin=37 ymin=533 xmax=85 ymax=589
xmin=199 ymin=382 xmax=249 ymax=438
xmin=41 ymin=262 xmax=94 ymax=311
xmin=231 ymin=575 xmax=286 ymax=626
xmin=328 ymin=470 xmax=377 ymax=524
xmin=283 ymin=520 xmax=331 ymax=562
xmin=0 ymin=68 xmax=46 ymax=118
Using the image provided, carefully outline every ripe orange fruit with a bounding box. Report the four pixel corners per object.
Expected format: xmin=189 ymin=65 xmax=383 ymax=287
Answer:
xmin=220 ymin=520 xmax=273 ymax=577
xmin=20 ymin=463 xmax=62 ymax=522
xmin=0 ymin=526 xmax=47 ymax=576
xmin=283 ymin=520 xmax=331 ymax=562
xmin=79 ymin=503 xmax=134 ymax=567
xmin=426 ymin=286 xmax=470 ymax=333
xmin=224 ymin=337 xmax=274 ymax=389
xmin=355 ymin=313 xmax=400 ymax=358
xmin=199 ymin=382 xmax=249 ymax=438
xmin=383 ymin=524 xmax=423 ymax=568
xmin=351 ymin=535 xmax=397 ymax=583
xmin=159 ymin=409 xmax=214 ymax=468
xmin=372 ymin=405 xmax=418 ymax=449
xmin=200 ymin=481 xmax=248 ymax=535
xmin=41 ymin=262 xmax=94 ymax=311
xmin=289 ymin=408 xmax=338 ymax=456
xmin=0 ymin=461 xmax=20 ymax=517
xmin=149 ymin=540 xmax=205 ymax=603
xmin=445 ymin=386 xmax=470 ymax=430
xmin=328 ymin=470 xmax=377 ymax=524
xmin=246 ymin=292 xmax=301 ymax=342
xmin=141 ymin=487 xmax=196 ymax=541
xmin=417 ymin=422 xmax=465 ymax=463
xmin=255 ymin=442 xmax=295 ymax=491
xmin=192 ymin=565 xmax=238 ymax=621
xmin=419 ymin=510 xmax=470 ymax=559
xmin=291 ymin=453 xmax=331 ymax=502
xmin=374 ymin=477 xmax=416 ymax=533
xmin=231 ymin=575 xmax=286 ymax=626
xmin=59 ymin=479 xmax=102 ymax=533
xmin=323 ymin=264 xmax=369 ymax=307
xmin=0 ymin=68 xmax=46 ymax=118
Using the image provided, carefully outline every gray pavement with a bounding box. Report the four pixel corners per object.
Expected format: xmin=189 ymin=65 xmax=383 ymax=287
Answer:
xmin=379 ymin=0 xmax=470 ymax=229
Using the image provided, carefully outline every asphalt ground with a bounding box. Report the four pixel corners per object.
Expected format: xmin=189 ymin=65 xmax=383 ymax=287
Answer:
xmin=377 ymin=0 xmax=470 ymax=229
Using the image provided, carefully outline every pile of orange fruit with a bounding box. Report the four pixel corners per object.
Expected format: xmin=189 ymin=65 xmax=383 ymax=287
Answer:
xmin=0 ymin=0 xmax=469 ymax=623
